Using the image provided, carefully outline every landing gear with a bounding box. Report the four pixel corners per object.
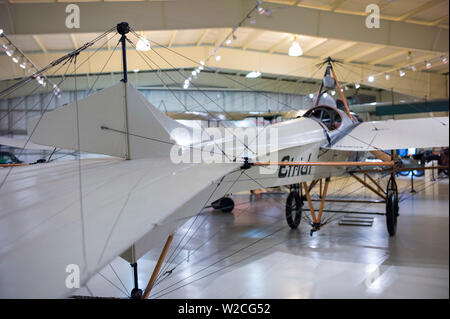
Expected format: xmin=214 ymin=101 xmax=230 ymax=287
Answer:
xmin=211 ymin=197 xmax=235 ymax=213
xmin=386 ymin=174 xmax=399 ymax=237
xmin=130 ymin=262 xmax=143 ymax=299
xmin=285 ymin=189 xmax=303 ymax=229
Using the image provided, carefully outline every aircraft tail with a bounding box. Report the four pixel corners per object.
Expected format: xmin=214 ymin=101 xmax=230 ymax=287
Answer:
xmin=28 ymin=82 xmax=190 ymax=159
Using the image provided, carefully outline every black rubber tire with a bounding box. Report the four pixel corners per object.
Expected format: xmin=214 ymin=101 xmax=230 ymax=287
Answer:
xmin=285 ymin=191 xmax=302 ymax=229
xmin=386 ymin=192 xmax=398 ymax=236
xmin=130 ymin=288 xmax=143 ymax=299
xmin=219 ymin=197 xmax=235 ymax=213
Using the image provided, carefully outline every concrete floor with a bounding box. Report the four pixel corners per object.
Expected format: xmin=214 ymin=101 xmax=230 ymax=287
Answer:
xmin=79 ymin=174 xmax=449 ymax=299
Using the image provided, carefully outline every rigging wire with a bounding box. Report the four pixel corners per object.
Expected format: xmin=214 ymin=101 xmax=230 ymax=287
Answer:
xmin=151 ymin=199 xmax=260 ymax=288
xmin=85 ymin=36 xmax=120 ymax=96
xmin=233 ymin=64 xmax=323 ymax=161
xmin=98 ymin=271 xmax=130 ymax=298
xmin=130 ymin=43 xmax=236 ymax=162
xmin=151 ymin=224 xmax=286 ymax=299
xmin=109 ymin=263 xmax=130 ymax=296
xmin=128 ymin=36 xmax=257 ymax=157
xmin=0 ymin=31 xmax=118 ymax=131
xmin=152 ymin=193 xmax=291 ymax=290
xmin=154 ymin=168 xmax=242 ymax=283
xmin=0 ymin=27 xmax=116 ymax=99
xmin=0 ymin=56 xmax=75 ymax=190
xmin=130 ymin=29 xmax=300 ymax=112
xmin=151 ymin=169 xmax=412 ymax=296
xmin=155 ymin=170 xmax=246 ymax=283
xmin=73 ymin=53 xmax=89 ymax=276
xmin=153 ymin=233 xmax=293 ymax=299
xmin=335 ymin=63 xmax=447 ymax=126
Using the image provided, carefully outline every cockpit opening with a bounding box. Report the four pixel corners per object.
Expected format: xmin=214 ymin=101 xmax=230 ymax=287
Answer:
xmin=303 ymin=106 xmax=343 ymax=131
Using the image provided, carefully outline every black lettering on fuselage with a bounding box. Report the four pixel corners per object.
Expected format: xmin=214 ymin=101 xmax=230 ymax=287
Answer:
xmin=278 ymin=155 xmax=290 ymax=178
xmin=278 ymin=153 xmax=313 ymax=179
xmin=300 ymin=154 xmax=311 ymax=175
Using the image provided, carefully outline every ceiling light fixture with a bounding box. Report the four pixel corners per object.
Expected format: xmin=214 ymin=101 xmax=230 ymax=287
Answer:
xmin=368 ymin=75 xmax=375 ymax=82
xmin=246 ymin=71 xmax=261 ymax=79
xmin=399 ymin=69 xmax=405 ymax=77
xmin=288 ymin=37 xmax=303 ymax=57
xmin=136 ymin=36 xmax=151 ymax=51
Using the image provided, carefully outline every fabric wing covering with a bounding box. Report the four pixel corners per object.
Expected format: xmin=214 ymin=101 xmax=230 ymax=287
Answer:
xmin=0 ymin=82 xmax=241 ymax=298
xmin=327 ymin=117 xmax=449 ymax=151
xmin=0 ymin=157 xmax=239 ymax=298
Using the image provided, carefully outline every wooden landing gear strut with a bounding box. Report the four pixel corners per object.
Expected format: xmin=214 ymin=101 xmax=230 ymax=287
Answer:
xmin=349 ymin=171 xmax=400 ymax=236
xmin=285 ymin=178 xmax=331 ymax=235
xmin=286 ymin=173 xmax=401 ymax=236
xmin=303 ymin=178 xmax=330 ymax=236
xmin=142 ymin=234 xmax=174 ymax=299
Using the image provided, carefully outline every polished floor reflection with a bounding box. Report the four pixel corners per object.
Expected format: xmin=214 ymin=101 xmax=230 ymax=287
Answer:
xmin=80 ymin=174 xmax=449 ymax=299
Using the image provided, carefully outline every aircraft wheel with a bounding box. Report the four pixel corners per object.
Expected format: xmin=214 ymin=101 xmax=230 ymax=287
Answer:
xmin=285 ymin=191 xmax=303 ymax=229
xmin=386 ymin=175 xmax=399 ymax=237
xmin=211 ymin=197 xmax=235 ymax=213
xmin=130 ymin=288 xmax=143 ymax=299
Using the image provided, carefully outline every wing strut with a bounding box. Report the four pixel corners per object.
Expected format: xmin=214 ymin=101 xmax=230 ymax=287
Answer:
xmin=142 ymin=234 xmax=174 ymax=299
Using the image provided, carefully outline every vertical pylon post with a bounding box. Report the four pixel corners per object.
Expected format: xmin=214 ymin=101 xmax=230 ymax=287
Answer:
xmin=117 ymin=22 xmax=129 ymax=83
xmin=117 ymin=22 xmax=131 ymax=159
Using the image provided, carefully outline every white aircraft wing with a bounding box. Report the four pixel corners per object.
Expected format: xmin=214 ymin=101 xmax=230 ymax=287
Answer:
xmin=328 ymin=117 xmax=449 ymax=151
xmin=0 ymin=158 xmax=239 ymax=298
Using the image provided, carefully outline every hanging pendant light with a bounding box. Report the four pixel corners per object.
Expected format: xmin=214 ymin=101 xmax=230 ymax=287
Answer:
xmin=288 ymin=36 xmax=303 ymax=57
xmin=136 ymin=33 xmax=151 ymax=52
